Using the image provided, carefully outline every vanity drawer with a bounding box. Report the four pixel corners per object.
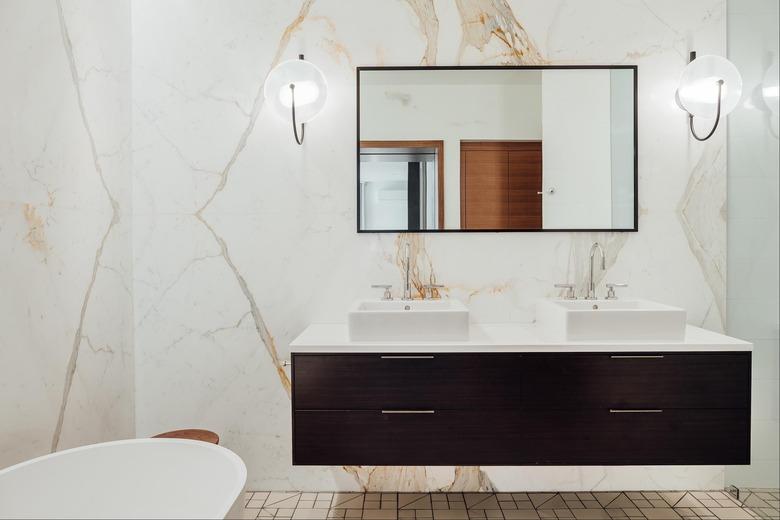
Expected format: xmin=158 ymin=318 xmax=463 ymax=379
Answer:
xmin=293 ymin=410 xmax=525 ymax=465
xmin=522 ymin=408 xmax=750 ymax=465
xmin=522 ymin=352 xmax=751 ymax=409
xmin=292 ymin=353 xmax=523 ymax=410
xmin=293 ymin=408 xmax=749 ymax=465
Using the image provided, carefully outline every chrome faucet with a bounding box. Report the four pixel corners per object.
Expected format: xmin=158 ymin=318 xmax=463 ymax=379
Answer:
xmin=423 ymin=283 xmax=445 ymax=300
xmin=586 ymin=242 xmax=606 ymax=300
xmin=402 ymin=242 xmax=412 ymax=300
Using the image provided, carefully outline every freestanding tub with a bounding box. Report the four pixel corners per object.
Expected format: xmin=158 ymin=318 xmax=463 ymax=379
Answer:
xmin=0 ymin=438 xmax=247 ymax=519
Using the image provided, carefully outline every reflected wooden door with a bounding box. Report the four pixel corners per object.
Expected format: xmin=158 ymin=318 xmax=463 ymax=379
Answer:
xmin=460 ymin=141 xmax=542 ymax=230
xmin=460 ymin=146 xmax=507 ymax=229
xmin=508 ymin=143 xmax=542 ymax=229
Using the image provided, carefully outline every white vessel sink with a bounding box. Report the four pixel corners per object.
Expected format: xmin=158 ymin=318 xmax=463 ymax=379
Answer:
xmin=536 ymin=298 xmax=686 ymax=342
xmin=348 ymin=299 xmax=470 ymax=342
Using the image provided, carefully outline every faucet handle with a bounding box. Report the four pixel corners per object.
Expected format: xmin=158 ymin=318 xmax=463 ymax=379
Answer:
xmin=554 ymin=283 xmax=577 ymax=300
xmin=605 ymin=283 xmax=628 ymax=300
xmin=423 ymin=284 xmax=445 ymax=300
xmin=371 ymin=284 xmax=393 ymax=301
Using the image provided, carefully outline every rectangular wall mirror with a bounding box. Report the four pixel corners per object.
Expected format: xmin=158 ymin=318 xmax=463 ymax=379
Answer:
xmin=357 ymin=66 xmax=638 ymax=232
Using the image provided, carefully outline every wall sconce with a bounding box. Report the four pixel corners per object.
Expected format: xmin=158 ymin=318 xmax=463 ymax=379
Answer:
xmin=264 ymin=54 xmax=328 ymax=145
xmin=676 ymin=51 xmax=743 ymax=141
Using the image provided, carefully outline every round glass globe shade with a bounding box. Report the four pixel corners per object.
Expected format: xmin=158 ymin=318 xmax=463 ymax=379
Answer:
xmin=264 ymin=58 xmax=328 ymax=123
xmin=677 ymin=54 xmax=742 ymax=119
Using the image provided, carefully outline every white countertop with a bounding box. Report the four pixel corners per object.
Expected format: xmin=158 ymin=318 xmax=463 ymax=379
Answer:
xmin=290 ymin=323 xmax=752 ymax=353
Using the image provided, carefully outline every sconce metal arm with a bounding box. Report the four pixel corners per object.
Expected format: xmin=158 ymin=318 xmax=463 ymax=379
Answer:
xmin=688 ymin=79 xmax=724 ymax=141
xmin=290 ymin=83 xmax=305 ymax=145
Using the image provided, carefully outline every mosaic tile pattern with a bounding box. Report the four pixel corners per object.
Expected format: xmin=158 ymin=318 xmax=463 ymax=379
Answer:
xmin=737 ymin=490 xmax=780 ymax=520
xmin=242 ymin=491 xmax=780 ymax=520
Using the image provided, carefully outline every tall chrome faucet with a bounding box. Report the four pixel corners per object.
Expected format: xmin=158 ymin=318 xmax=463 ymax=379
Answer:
xmin=586 ymin=242 xmax=606 ymax=300
xmin=402 ymin=242 xmax=412 ymax=300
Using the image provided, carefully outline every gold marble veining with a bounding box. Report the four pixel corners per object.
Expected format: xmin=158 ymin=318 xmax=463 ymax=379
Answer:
xmin=22 ymin=204 xmax=48 ymax=255
xmin=51 ymin=0 xmax=122 ymax=452
xmin=343 ymin=466 xmax=433 ymax=492
xmin=455 ymin=0 xmax=546 ymax=64
xmin=462 ymin=281 xmax=512 ymax=302
xmin=83 ymin=335 xmax=114 ymax=355
xmin=395 ymin=233 xmax=439 ymax=299
xmin=442 ymin=467 xmax=495 ymax=492
xmin=322 ymin=37 xmax=354 ymax=68
xmin=677 ymin=143 xmax=726 ymax=329
xmin=308 ymin=15 xmax=354 ymax=68
xmin=192 ymin=0 xmax=319 ymax=399
xmin=404 ymin=0 xmax=439 ymax=64
xmin=342 ymin=466 xmax=495 ymax=493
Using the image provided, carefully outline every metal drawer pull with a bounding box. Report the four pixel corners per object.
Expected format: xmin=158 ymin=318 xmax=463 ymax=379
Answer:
xmin=381 ymin=410 xmax=435 ymax=414
xmin=609 ymin=409 xmax=663 ymax=413
xmin=380 ymin=355 xmax=434 ymax=359
xmin=610 ymin=355 xmax=664 ymax=359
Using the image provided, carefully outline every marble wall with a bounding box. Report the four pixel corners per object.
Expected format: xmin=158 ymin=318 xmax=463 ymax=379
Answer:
xmin=0 ymin=0 xmax=742 ymax=492
xmin=131 ymin=0 xmax=731 ymax=491
xmin=0 ymin=0 xmax=133 ymax=467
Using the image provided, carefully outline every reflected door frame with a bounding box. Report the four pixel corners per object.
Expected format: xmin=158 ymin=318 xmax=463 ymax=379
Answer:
xmin=359 ymin=140 xmax=445 ymax=230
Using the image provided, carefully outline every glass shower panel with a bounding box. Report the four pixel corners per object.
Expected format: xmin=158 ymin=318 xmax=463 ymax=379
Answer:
xmin=726 ymin=0 xmax=780 ymax=489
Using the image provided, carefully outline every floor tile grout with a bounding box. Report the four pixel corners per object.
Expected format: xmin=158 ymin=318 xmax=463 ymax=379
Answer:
xmin=243 ymin=491 xmax=779 ymax=520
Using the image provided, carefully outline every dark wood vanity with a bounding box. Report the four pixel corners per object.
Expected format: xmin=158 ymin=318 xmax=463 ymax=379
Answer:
xmin=291 ymin=352 xmax=750 ymax=466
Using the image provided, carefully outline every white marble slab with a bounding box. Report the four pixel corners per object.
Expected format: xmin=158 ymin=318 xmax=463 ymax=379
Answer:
xmin=0 ymin=0 xmax=744 ymax=494
xmin=127 ymin=0 xmax=731 ymax=491
xmin=0 ymin=0 xmax=133 ymax=469
xmin=291 ymin=322 xmax=752 ymax=353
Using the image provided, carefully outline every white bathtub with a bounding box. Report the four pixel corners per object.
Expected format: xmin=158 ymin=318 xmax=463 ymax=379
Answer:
xmin=0 ymin=438 xmax=247 ymax=519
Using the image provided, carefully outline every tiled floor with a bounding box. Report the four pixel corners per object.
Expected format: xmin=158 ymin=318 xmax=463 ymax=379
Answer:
xmin=242 ymin=491 xmax=780 ymax=520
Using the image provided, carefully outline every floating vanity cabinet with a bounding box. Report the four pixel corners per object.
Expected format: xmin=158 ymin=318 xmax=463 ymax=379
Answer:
xmin=291 ymin=352 xmax=751 ymax=466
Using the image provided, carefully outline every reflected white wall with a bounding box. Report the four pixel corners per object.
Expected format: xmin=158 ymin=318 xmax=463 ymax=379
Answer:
xmin=610 ymin=70 xmax=636 ymax=229
xmin=542 ymin=70 xmax=612 ymax=228
xmin=361 ymin=162 xmax=408 ymax=230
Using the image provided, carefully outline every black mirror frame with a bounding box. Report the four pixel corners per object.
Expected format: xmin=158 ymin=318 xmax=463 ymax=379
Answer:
xmin=355 ymin=65 xmax=639 ymax=233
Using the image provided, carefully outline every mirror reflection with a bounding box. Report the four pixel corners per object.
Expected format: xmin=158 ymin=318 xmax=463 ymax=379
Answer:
xmin=358 ymin=67 xmax=637 ymax=232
